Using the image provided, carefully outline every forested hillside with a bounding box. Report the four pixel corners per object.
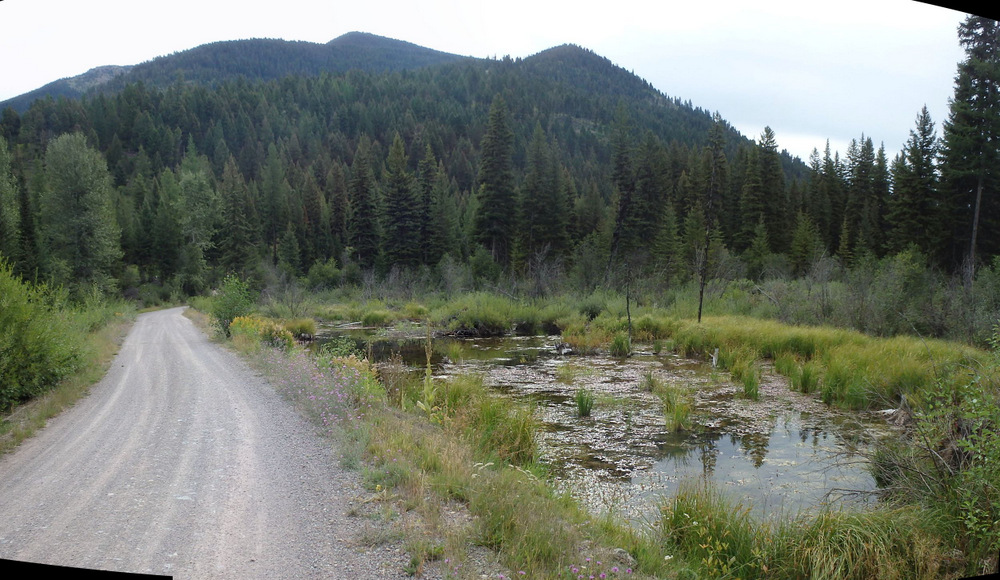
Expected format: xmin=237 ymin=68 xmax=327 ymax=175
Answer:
xmin=0 ymin=19 xmax=998 ymax=342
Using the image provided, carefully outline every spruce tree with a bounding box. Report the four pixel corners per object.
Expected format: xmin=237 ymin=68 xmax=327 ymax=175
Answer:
xmin=473 ymin=96 xmax=516 ymax=267
xmin=0 ymin=137 xmax=19 ymax=264
xmin=382 ymin=133 xmax=422 ymax=269
xmin=758 ymin=127 xmax=788 ymax=253
xmin=217 ymin=156 xmax=259 ymax=277
xmin=887 ymin=106 xmax=940 ymax=257
xmin=348 ymin=136 xmax=381 ymax=270
xmin=518 ymin=124 xmax=568 ymax=266
xmin=940 ymin=15 xmax=1000 ymax=278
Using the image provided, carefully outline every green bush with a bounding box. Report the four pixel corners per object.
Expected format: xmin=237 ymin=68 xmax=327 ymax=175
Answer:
xmin=211 ymin=274 xmax=255 ymax=337
xmin=0 ymin=262 xmax=84 ymax=410
xmin=609 ymin=332 xmax=631 ymax=357
xmin=283 ymin=317 xmax=317 ymax=339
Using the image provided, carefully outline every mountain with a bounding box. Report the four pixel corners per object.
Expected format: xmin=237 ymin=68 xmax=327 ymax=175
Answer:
xmin=2 ymin=32 xmax=468 ymax=113
xmin=3 ymin=65 xmax=134 ymax=113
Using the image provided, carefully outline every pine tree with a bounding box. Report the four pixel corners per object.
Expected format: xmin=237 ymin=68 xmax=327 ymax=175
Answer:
xmin=887 ymin=106 xmax=940 ymax=257
xmin=737 ymin=146 xmax=764 ymax=251
xmin=416 ymin=143 xmax=437 ymax=265
xmin=758 ymin=126 xmax=788 ymax=253
xmin=349 ymin=137 xmax=381 ymax=270
xmin=381 ymin=133 xmax=422 ymax=269
xmin=217 ymin=156 xmax=259 ymax=276
xmin=259 ymin=144 xmax=291 ymax=263
xmin=0 ymin=137 xmax=19 ymax=263
xmin=518 ymin=124 xmax=568 ymax=266
xmin=940 ymin=15 xmax=1000 ymax=278
xmin=789 ymin=212 xmax=823 ymax=276
xmin=473 ymin=96 xmax=516 ymax=267
xmin=609 ymin=102 xmax=638 ymax=262
xmin=326 ymin=161 xmax=349 ymax=262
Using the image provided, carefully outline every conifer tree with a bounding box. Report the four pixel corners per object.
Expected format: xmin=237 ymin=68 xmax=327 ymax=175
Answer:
xmin=940 ymin=15 xmax=1000 ymax=278
xmin=473 ymin=96 xmax=516 ymax=267
xmin=326 ymin=161 xmax=349 ymax=262
xmin=887 ymin=106 xmax=940 ymax=257
xmin=0 ymin=137 xmax=19 ymax=263
xmin=758 ymin=126 xmax=788 ymax=253
xmin=737 ymin=146 xmax=764 ymax=252
xmin=382 ymin=133 xmax=422 ymax=269
xmin=416 ymin=143 xmax=437 ymax=264
xmin=348 ymin=136 xmax=381 ymax=270
xmin=518 ymin=124 xmax=568 ymax=266
xmin=217 ymin=156 xmax=259 ymax=276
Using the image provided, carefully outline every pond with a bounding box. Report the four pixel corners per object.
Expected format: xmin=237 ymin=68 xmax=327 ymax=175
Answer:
xmin=318 ymin=325 xmax=892 ymax=523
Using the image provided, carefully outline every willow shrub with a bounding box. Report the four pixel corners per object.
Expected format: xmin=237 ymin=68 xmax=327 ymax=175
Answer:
xmin=0 ymin=261 xmax=84 ymax=411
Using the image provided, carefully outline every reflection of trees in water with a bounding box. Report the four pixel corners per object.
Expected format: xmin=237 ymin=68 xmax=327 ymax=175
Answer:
xmin=699 ymin=437 xmax=719 ymax=477
xmin=739 ymin=432 xmax=770 ymax=468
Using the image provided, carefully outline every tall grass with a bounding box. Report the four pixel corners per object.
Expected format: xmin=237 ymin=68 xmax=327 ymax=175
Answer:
xmin=646 ymin=373 xmax=693 ymax=432
xmin=659 ymin=480 xmax=951 ymax=580
xmin=665 ymin=315 xmax=984 ymax=409
xmin=574 ymin=388 xmax=595 ymax=417
xmin=609 ymin=332 xmax=632 ymax=357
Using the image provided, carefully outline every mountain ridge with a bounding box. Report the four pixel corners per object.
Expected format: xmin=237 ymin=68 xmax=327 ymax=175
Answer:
xmin=1 ymin=32 xmax=470 ymax=112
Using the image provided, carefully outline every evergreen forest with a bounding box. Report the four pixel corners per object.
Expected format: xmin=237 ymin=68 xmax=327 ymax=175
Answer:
xmin=0 ymin=20 xmax=998 ymax=346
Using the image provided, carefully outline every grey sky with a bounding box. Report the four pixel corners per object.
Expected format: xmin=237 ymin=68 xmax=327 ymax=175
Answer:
xmin=0 ymin=0 xmax=970 ymax=162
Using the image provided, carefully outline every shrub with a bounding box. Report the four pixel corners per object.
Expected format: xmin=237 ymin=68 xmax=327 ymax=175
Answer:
xmin=609 ymin=332 xmax=631 ymax=357
xmin=0 ymin=262 xmax=84 ymax=410
xmin=283 ymin=317 xmax=317 ymax=339
xmin=211 ymin=274 xmax=255 ymax=337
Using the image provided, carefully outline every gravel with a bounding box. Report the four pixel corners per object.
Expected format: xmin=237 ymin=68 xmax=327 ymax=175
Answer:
xmin=0 ymin=307 xmax=414 ymax=579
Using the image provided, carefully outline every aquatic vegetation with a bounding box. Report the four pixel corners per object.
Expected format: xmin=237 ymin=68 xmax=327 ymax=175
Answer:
xmin=574 ymin=388 xmax=595 ymax=417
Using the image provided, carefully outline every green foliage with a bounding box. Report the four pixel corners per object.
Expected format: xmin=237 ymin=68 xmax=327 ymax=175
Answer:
xmin=653 ymin=377 xmax=693 ymax=432
xmin=283 ymin=317 xmax=316 ymax=339
xmin=0 ymin=261 xmax=84 ymax=410
xmin=474 ymin=96 xmax=517 ymax=267
xmin=609 ymin=331 xmax=631 ymax=357
xmin=574 ymin=388 xmax=595 ymax=417
xmin=321 ymin=335 xmax=362 ymax=359
xmin=461 ymin=393 xmax=538 ymax=466
xmin=660 ymin=481 xmax=950 ymax=580
xmin=210 ymin=274 xmax=255 ymax=337
xmin=39 ymin=133 xmax=122 ymax=296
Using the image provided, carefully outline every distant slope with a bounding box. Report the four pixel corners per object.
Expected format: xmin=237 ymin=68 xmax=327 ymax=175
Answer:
xmin=2 ymin=32 xmax=468 ymax=113
xmin=3 ymin=65 xmax=133 ymax=113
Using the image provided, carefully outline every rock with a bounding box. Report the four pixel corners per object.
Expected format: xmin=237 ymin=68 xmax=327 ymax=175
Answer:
xmin=612 ymin=548 xmax=636 ymax=567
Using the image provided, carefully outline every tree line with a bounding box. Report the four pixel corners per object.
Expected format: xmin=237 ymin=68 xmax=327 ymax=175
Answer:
xmin=0 ymin=16 xmax=996 ymax=326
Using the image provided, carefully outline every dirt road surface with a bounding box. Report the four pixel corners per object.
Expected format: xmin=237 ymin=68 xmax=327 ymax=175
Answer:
xmin=0 ymin=307 xmax=404 ymax=578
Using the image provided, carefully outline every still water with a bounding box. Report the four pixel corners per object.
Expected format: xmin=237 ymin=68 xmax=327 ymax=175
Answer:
xmin=320 ymin=327 xmax=888 ymax=522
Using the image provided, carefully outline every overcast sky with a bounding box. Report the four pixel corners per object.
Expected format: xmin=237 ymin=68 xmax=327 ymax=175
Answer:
xmin=0 ymin=0 xmax=976 ymax=162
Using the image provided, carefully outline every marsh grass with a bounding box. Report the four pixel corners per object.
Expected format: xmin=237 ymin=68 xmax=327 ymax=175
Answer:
xmin=609 ymin=332 xmax=632 ymax=358
xmin=660 ymin=480 xmax=950 ymax=580
xmin=664 ymin=315 xmax=985 ymax=409
xmin=574 ymin=388 xmax=595 ymax=417
xmin=654 ymin=379 xmax=694 ymax=432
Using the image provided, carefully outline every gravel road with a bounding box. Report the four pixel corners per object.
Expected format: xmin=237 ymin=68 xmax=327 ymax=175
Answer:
xmin=0 ymin=307 xmax=407 ymax=578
